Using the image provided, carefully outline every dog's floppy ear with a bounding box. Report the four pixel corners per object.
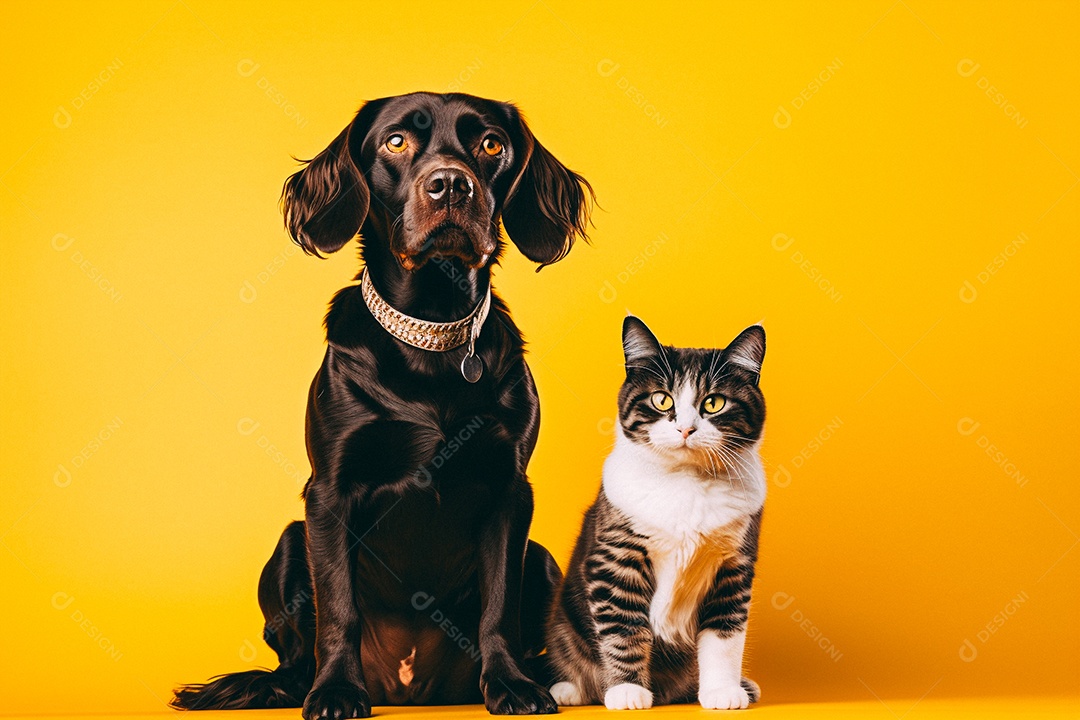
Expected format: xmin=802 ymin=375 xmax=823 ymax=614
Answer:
xmin=500 ymin=105 xmax=595 ymax=269
xmin=280 ymin=101 xmax=381 ymax=257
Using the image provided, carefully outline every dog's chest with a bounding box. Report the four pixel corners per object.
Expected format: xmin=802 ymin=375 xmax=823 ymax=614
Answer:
xmin=349 ymin=413 xmax=519 ymax=575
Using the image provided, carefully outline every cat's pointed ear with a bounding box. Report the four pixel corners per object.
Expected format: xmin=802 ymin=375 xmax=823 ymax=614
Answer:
xmin=724 ymin=324 xmax=766 ymax=381
xmin=623 ymin=315 xmax=663 ymax=366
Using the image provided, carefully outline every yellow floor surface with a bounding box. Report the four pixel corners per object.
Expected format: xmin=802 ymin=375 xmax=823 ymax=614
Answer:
xmin=4 ymin=698 xmax=1077 ymax=720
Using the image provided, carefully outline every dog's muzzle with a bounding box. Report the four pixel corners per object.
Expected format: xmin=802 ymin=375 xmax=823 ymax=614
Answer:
xmin=396 ymin=165 xmax=495 ymax=271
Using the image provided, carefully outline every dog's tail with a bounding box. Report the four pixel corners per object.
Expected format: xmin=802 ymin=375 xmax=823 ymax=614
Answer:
xmin=170 ymin=664 xmax=311 ymax=710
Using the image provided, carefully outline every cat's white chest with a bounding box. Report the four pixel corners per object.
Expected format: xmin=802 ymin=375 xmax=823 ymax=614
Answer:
xmin=602 ymin=436 xmax=765 ymax=646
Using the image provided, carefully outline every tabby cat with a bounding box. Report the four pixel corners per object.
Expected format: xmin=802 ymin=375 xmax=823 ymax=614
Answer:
xmin=546 ymin=316 xmax=767 ymax=710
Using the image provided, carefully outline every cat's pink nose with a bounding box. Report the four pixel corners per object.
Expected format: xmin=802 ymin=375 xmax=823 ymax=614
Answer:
xmin=679 ymin=426 xmax=696 ymax=440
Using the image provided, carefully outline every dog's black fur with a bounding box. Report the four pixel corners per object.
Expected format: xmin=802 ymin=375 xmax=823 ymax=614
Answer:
xmin=171 ymin=93 xmax=593 ymax=718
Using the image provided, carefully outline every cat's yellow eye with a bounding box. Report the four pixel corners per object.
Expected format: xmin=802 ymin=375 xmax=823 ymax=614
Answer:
xmin=482 ymin=137 xmax=504 ymax=156
xmin=650 ymin=392 xmax=674 ymax=412
xmin=702 ymin=395 xmax=726 ymax=414
xmin=386 ymin=134 xmax=408 ymax=153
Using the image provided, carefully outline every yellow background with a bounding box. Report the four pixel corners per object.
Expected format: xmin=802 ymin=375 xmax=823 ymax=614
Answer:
xmin=2 ymin=1 xmax=1077 ymax=717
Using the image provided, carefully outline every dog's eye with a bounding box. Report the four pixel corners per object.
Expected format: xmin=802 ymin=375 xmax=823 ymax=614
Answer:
xmin=386 ymin=134 xmax=408 ymax=153
xmin=482 ymin=137 xmax=503 ymax=156
xmin=650 ymin=392 xmax=673 ymax=412
xmin=702 ymin=395 xmax=726 ymax=414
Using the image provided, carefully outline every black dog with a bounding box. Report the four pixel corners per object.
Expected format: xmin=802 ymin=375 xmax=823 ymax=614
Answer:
xmin=172 ymin=93 xmax=593 ymax=718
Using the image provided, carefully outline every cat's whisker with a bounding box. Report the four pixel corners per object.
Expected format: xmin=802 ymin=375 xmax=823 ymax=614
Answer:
xmin=701 ymin=447 xmax=723 ymax=481
xmin=655 ymin=345 xmax=674 ymax=381
xmin=707 ymin=446 xmax=734 ymax=481
xmin=624 ymin=363 xmax=667 ymax=382
xmin=704 ymin=446 xmax=721 ymax=481
xmin=699 ymin=446 xmax=727 ymax=480
xmin=721 ymin=434 xmax=758 ymax=453
xmin=716 ymin=441 xmax=754 ymax=476
xmin=707 ymin=350 xmax=723 ymax=384
xmin=709 ymin=358 xmax=733 ymax=385
xmin=711 ymin=444 xmax=753 ymax=497
xmin=727 ymin=449 xmax=759 ymax=498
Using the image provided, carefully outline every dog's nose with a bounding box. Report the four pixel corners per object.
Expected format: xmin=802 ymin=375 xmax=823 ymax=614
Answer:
xmin=425 ymin=168 xmax=474 ymax=206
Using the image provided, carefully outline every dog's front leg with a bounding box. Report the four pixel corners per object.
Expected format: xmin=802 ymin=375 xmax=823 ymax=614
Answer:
xmin=478 ymin=480 xmax=557 ymax=715
xmin=302 ymin=485 xmax=371 ymax=720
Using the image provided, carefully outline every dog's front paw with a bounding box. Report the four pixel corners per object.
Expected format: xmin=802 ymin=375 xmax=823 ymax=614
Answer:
xmin=604 ymin=683 xmax=653 ymax=710
xmin=699 ymin=684 xmax=750 ymax=710
xmin=482 ymin=673 xmax=558 ymax=714
xmin=303 ymin=681 xmax=371 ymax=720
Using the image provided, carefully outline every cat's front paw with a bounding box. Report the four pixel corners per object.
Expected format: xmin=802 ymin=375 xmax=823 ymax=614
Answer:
xmin=605 ymin=683 xmax=653 ymax=710
xmin=699 ymin=684 xmax=750 ymax=710
xmin=550 ymin=681 xmax=586 ymax=706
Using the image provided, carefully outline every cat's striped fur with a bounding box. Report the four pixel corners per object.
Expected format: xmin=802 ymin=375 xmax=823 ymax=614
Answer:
xmin=546 ymin=317 xmax=766 ymax=710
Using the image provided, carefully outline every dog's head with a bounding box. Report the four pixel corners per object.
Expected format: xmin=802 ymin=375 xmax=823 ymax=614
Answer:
xmin=281 ymin=92 xmax=594 ymax=270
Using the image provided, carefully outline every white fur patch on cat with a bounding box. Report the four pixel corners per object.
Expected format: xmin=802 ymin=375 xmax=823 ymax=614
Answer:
xmin=698 ymin=629 xmax=749 ymax=709
xmin=549 ymin=681 xmax=586 ymax=706
xmin=699 ymin=684 xmax=751 ymax=710
xmin=602 ymin=431 xmax=765 ymax=645
xmin=604 ymin=682 xmax=653 ymax=710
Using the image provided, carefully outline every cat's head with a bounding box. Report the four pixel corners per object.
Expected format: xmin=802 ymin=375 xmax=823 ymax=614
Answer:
xmin=618 ymin=316 xmax=766 ymax=463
